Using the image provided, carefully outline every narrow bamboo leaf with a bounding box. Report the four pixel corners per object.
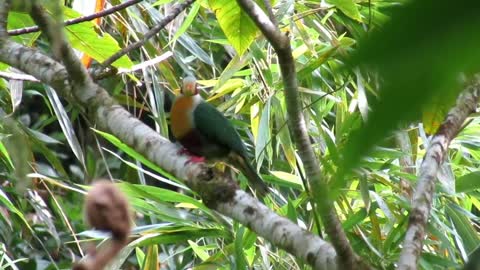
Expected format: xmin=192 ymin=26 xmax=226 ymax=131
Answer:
xmin=8 ymin=75 xmax=22 ymax=112
xmin=0 ymin=140 xmax=14 ymax=169
xmin=456 ymin=171 xmax=480 ymax=193
xmin=169 ymin=1 xmax=201 ymax=46
xmin=135 ymin=247 xmax=145 ymax=268
xmin=255 ymin=98 xmax=271 ymax=168
xmin=119 ymin=183 xmax=211 ymax=214
xmin=189 ymin=240 xmax=210 ymax=261
xmin=45 ymin=86 xmax=85 ymax=169
xmin=342 ymin=208 xmax=367 ymax=231
xmin=446 ymin=204 xmax=480 ymax=254
xmin=142 ymin=245 xmax=159 ymax=270
xmin=92 ymin=129 xmax=180 ymax=184
xmin=0 ymin=189 xmax=33 ymax=232
xmin=234 ymin=226 xmax=247 ymax=270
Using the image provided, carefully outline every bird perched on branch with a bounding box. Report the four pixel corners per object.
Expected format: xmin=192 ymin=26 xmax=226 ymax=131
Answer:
xmin=170 ymin=76 xmax=269 ymax=196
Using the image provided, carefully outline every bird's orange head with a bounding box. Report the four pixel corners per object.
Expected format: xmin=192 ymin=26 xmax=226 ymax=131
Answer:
xmin=181 ymin=76 xmax=198 ymax=96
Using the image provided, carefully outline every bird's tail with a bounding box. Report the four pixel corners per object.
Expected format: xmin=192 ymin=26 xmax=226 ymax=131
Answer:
xmin=229 ymin=153 xmax=269 ymax=197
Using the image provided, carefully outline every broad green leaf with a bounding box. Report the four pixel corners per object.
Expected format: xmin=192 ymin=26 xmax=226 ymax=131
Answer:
xmin=456 ymin=171 xmax=480 ymax=193
xmin=327 ymin=0 xmax=362 ymax=22
xmin=7 ymin=12 xmax=40 ymax=45
xmin=422 ymin=94 xmax=457 ymax=134
xmin=209 ymin=0 xmax=258 ymax=55
xmin=63 ymin=7 xmax=133 ymax=68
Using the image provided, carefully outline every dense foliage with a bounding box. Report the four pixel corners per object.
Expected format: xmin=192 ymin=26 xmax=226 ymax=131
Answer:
xmin=1 ymin=0 xmax=480 ymax=269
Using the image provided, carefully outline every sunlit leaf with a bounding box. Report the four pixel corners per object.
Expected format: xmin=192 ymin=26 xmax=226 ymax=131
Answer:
xmin=209 ymin=0 xmax=258 ymax=55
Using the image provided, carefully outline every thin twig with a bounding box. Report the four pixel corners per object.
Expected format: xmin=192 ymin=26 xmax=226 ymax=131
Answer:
xmin=397 ymin=76 xmax=480 ymax=270
xmin=97 ymin=0 xmax=195 ymax=71
xmin=8 ymin=0 xmax=143 ymax=36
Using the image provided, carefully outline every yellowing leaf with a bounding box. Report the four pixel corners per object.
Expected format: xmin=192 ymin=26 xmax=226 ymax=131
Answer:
xmin=270 ymin=171 xmax=302 ymax=185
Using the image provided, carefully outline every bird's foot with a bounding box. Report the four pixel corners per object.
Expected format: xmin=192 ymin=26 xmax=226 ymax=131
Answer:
xmin=178 ymin=148 xmax=205 ymax=163
xmin=188 ymin=156 xmax=206 ymax=163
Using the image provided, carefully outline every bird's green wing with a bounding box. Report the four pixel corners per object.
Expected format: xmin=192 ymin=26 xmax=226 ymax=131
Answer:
xmin=193 ymin=101 xmax=248 ymax=155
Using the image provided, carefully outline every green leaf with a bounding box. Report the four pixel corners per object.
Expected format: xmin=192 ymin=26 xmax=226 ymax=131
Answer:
xmin=446 ymin=204 xmax=480 ymax=254
xmin=92 ymin=129 xmax=182 ymax=186
xmin=456 ymin=171 xmax=480 ymax=193
xmin=0 ymin=140 xmax=14 ymax=169
xmin=255 ymin=98 xmax=271 ymax=168
xmin=7 ymin=11 xmax=41 ymax=45
xmin=234 ymin=226 xmax=247 ymax=270
xmin=422 ymin=93 xmax=457 ymax=134
xmin=63 ymin=7 xmax=133 ymax=68
xmin=169 ymin=1 xmax=202 ymax=46
xmin=189 ymin=240 xmax=210 ymax=261
xmin=327 ymin=0 xmax=362 ymax=22
xmin=209 ymin=0 xmax=258 ymax=55
xmin=142 ymin=245 xmax=159 ymax=270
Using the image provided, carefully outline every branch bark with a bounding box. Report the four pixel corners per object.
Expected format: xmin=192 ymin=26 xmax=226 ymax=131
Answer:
xmin=397 ymin=77 xmax=480 ymax=270
xmin=0 ymin=3 xmax=340 ymax=269
xmin=8 ymin=0 xmax=143 ymax=36
xmin=236 ymin=0 xmax=365 ymax=268
xmin=96 ymin=0 xmax=195 ymax=70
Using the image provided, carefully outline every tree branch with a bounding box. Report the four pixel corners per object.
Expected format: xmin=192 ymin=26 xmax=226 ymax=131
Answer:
xmin=236 ymin=0 xmax=365 ymax=268
xmin=0 ymin=0 xmax=9 ymax=38
xmin=30 ymin=2 xmax=91 ymax=88
xmin=397 ymin=77 xmax=480 ymax=270
xmin=0 ymin=14 xmax=341 ymax=270
xmin=8 ymin=0 xmax=143 ymax=36
xmin=95 ymin=0 xmax=195 ymax=72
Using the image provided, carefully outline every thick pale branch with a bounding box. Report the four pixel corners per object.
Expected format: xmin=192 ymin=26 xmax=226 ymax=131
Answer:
xmin=0 ymin=31 xmax=340 ymax=270
xmin=397 ymin=77 xmax=480 ymax=270
xmin=236 ymin=0 xmax=363 ymax=268
xmin=218 ymin=191 xmax=338 ymax=270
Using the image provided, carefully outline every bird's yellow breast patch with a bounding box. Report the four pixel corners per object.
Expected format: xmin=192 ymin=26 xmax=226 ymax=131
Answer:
xmin=171 ymin=95 xmax=195 ymax=139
